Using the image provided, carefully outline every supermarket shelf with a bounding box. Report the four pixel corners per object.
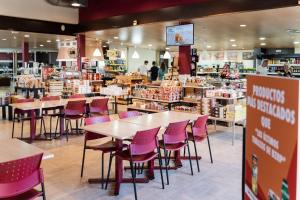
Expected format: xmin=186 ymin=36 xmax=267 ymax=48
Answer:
xmin=131 ymin=97 xmax=180 ymax=103
xmin=183 ymin=85 xmax=215 ymax=89
xmin=127 ymin=106 xmax=162 ymax=113
xmin=105 ymin=70 xmax=126 ymax=73
xmin=180 ymin=99 xmax=200 ymax=104
xmin=212 ymin=96 xmax=245 ymax=100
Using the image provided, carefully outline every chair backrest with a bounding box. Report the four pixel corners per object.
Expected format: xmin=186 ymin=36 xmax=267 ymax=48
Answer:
xmin=65 ymin=100 xmax=86 ymax=115
xmin=163 ymin=120 xmax=189 ymax=144
xmin=90 ymin=98 xmax=109 ymax=115
xmin=84 ymin=116 xmax=111 ymax=141
xmin=130 ymin=127 xmax=161 ymax=156
xmin=69 ymin=94 xmax=86 ymax=99
xmin=41 ymin=96 xmax=60 ymax=101
xmin=118 ymin=111 xmax=140 ymax=119
xmin=192 ymin=115 xmax=209 ymax=137
xmin=0 ymin=153 xmax=43 ymax=198
xmin=15 ymin=98 xmax=34 ymax=103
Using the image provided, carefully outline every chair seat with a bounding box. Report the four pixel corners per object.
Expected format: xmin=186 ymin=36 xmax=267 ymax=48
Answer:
xmin=65 ymin=114 xmax=83 ymax=120
xmin=187 ymin=132 xmax=206 ymax=142
xmin=117 ymin=150 xmax=158 ymax=163
xmin=86 ymin=141 xmax=127 ymax=153
xmin=159 ymin=140 xmax=186 ymax=151
xmin=3 ymin=189 xmax=42 ymax=200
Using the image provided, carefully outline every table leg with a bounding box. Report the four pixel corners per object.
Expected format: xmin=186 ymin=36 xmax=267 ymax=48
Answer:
xmin=59 ymin=107 xmax=65 ymax=136
xmin=174 ymin=150 xmax=183 ymax=168
xmin=147 ymin=160 xmax=155 ymax=180
xmin=29 ymin=110 xmax=36 ymax=143
xmin=8 ymin=106 xmax=13 ymax=121
xmin=114 ymin=96 xmax=118 ymax=114
xmin=114 ymin=139 xmax=123 ymax=195
xmin=2 ymin=105 xmax=6 ymax=119
xmin=232 ymin=122 xmax=236 ymax=146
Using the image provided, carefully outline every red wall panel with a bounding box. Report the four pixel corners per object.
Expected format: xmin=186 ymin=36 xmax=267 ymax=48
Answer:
xmin=80 ymin=0 xmax=208 ymax=22
xmin=178 ymin=46 xmax=191 ymax=75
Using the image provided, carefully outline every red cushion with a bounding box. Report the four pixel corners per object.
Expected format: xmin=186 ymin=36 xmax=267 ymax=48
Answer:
xmin=117 ymin=150 xmax=158 ymax=163
xmin=86 ymin=141 xmax=127 ymax=153
xmin=158 ymin=140 xmax=186 ymax=151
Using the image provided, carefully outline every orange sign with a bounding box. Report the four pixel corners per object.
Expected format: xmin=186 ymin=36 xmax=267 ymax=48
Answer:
xmin=245 ymin=75 xmax=298 ymax=200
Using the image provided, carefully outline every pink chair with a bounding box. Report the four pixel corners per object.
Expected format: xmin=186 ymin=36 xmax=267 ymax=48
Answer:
xmin=64 ymin=100 xmax=86 ymax=141
xmin=0 ymin=153 xmax=46 ymax=200
xmin=69 ymin=94 xmax=85 ymax=99
xmin=89 ymin=98 xmax=109 ymax=116
xmin=81 ymin=116 xmax=127 ymax=189
xmin=12 ymin=98 xmax=35 ymax=139
xmin=118 ymin=111 xmax=140 ymax=119
xmin=187 ymin=115 xmax=213 ymax=172
xmin=159 ymin=120 xmax=193 ymax=185
xmin=113 ymin=127 xmax=164 ymax=200
xmin=40 ymin=96 xmax=61 ymax=139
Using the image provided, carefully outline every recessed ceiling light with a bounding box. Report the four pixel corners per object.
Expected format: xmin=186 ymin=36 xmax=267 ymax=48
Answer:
xmin=11 ymin=31 xmax=19 ymax=34
xmin=46 ymin=40 xmax=51 ymax=43
xmin=13 ymin=36 xmax=16 ymax=40
xmin=232 ymin=44 xmax=237 ymax=47
xmin=148 ymin=44 xmax=153 ymax=47
xmin=114 ymin=36 xmax=119 ymax=39
xmin=259 ymin=37 xmax=266 ymax=41
xmin=56 ymin=39 xmax=60 ymax=42
xmin=240 ymin=24 xmax=247 ymax=27
xmin=206 ymin=45 xmax=212 ymax=48
xmin=294 ymin=41 xmax=300 ymax=44
xmin=166 ymin=47 xmax=170 ymax=50
xmin=229 ymin=39 xmax=236 ymax=42
xmin=107 ymin=41 xmax=111 ymax=44
xmin=33 ymin=46 xmax=37 ymax=49
xmin=103 ymin=45 xmax=107 ymax=48
xmin=2 ymin=38 xmax=7 ymax=41
xmin=71 ymin=1 xmax=81 ymax=7
xmin=40 ymin=44 xmax=44 ymax=47
xmin=24 ymin=34 xmax=30 ymax=38
xmin=120 ymin=42 xmax=124 ymax=46
xmin=260 ymin=43 xmax=266 ymax=46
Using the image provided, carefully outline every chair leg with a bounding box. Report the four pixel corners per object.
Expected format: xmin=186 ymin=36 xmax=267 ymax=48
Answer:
xmin=49 ymin=116 xmax=53 ymax=138
xmin=192 ymin=140 xmax=200 ymax=172
xmin=166 ymin=151 xmax=172 ymax=166
xmin=12 ymin=120 xmax=15 ymax=138
xmin=105 ymin=152 xmax=113 ymax=190
xmin=42 ymin=119 xmax=47 ymax=138
xmin=65 ymin=119 xmax=69 ymax=142
xmin=76 ymin=119 xmax=79 ymax=135
xmin=157 ymin=147 xmax=165 ymax=189
xmin=101 ymin=152 xmax=105 ymax=189
xmin=183 ymin=146 xmax=186 ymax=157
xmin=39 ymin=118 xmax=43 ymax=136
xmin=186 ymin=142 xmax=194 ymax=176
xmin=162 ymin=146 xmax=169 ymax=185
xmin=41 ymin=182 xmax=46 ymax=200
xmin=80 ymin=144 xmax=86 ymax=177
xmin=130 ymin=160 xmax=138 ymax=200
xmin=21 ymin=120 xmax=24 ymax=139
xmin=54 ymin=116 xmax=59 ymax=138
xmin=207 ymin=136 xmax=213 ymax=163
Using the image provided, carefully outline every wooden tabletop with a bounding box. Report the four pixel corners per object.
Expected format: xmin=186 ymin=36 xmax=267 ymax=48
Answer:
xmin=122 ymin=111 xmax=201 ymax=128
xmin=83 ymin=120 xmax=159 ymax=140
xmin=9 ymin=96 xmax=107 ymax=111
xmin=0 ymin=139 xmax=54 ymax=163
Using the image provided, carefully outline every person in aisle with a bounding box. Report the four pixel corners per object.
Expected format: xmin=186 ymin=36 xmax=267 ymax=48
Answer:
xmin=138 ymin=60 xmax=149 ymax=76
xmin=282 ymin=64 xmax=293 ymax=77
xmin=256 ymin=59 xmax=269 ymax=75
xmin=158 ymin=62 xmax=167 ymax=80
xmin=150 ymin=61 xmax=159 ymax=81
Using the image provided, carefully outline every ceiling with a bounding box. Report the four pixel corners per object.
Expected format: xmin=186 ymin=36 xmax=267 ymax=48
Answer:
xmin=0 ymin=30 xmax=74 ymax=51
xmin=85 ymin=6 xmax=300 ymax=51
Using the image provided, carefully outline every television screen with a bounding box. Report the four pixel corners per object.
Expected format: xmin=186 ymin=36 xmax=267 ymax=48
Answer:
xmin=166 ymin=24 xmax=194 ymax=46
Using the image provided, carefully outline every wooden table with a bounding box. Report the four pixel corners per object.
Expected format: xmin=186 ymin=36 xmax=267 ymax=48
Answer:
xmin=82 ymin=111 xmax=201 ymax=196
xmin=0 ymin=139 xmax=53 ymax=163
xmin=9 ymin=97 xmax=106 ymax=143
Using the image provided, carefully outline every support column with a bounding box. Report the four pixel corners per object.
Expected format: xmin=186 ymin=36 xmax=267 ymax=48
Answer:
xmin=22 ymin=41 xmax=29 ymax=67
xmin=76 ymin=34 xmax=86 ymax=71
xmin=178 ymin=45 xmax=191 ymax=75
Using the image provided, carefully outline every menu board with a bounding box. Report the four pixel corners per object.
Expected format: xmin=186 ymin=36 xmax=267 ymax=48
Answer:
xmin=245 ymin=75 xmax=299 ymax=200
xmin=166 ymin=24 xmax=194 ymax=46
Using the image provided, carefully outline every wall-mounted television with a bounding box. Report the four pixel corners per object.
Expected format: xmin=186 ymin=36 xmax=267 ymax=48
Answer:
xmin=166 ymin=24 xmax=194 ymax=46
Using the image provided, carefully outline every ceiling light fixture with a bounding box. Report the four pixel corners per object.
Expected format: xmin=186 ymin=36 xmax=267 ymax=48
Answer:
xmin=13 ymin=36 xmax=16 ymax=40
xmin=260 ymin=43 xmax=266 ymax=46
xmin=40 ymin=44 xmax=44 ymax=47
xmin=47 ymin=40 xmax=51 ymax=43
xmin=206 ymin=45 xmax=212 ymax=48
xmin=232 ymin=44 xmax=237 ymax=47
xmin=240 ymin=24 xmax=247 ymax=27
xmin=294 ymin=41 xmax=300 ymax=44
xmin=121 ymin=51 xmax=126 ymax=59
xmin=230 ymin=39 xmax=236 ymax=42
xmin=165 ymin=47 xmax=170 ymax=50
xmin=103 ymin=45 xmax=107 ymax=48
xmin=163 ymin=51 xmax=172 ymax=59
xmin=24 ymin=34 xmax=30 ymax=38
xmin=56 ymin=39 xmax=60 ymax=42
xmin=132 ymin=49 xmax=140 ymax=59
xmin=71 ymin=0 xmax=81 ymax=7
xmin=93 ymin=48 xmax=102 ymax=57
xmin=259 ymin=37 xmax=266 ymax=41
xmin=148 ymin=44 xmax=153 ymax=47
xmin=133 ymin=20 xmax=138 ymax=26
xmin=2 ymin=38 xmax=7 ymax=41
xmin=114 ymin=36 xmax=119 ymax=39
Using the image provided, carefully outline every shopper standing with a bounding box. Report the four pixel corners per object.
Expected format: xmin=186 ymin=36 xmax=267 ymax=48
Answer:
xmin=158 ymin=62 xmax=167 ymax=80
xmin=138 ymin=60 xmax=149 ymax=76
xmin=150 ymin=61 xmax=159 ymax=81
xmin=256 ymin=59 xmax=269 ymax=75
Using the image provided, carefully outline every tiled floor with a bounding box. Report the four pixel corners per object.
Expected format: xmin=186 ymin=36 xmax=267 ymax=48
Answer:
xmin=0 ymin=108 xmax=243 ymax=200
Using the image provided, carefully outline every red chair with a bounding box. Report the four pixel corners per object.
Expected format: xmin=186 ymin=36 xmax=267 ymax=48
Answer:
xmin=81 ymin=116 xmax=126 ymax=189
xmin=89 ymin=98 xmax=109 ymax=116
xmin=188 ymin=115 xmax=213 ymax=172
xmin=0 ymin=153 xmax=46 ymax=200
xmin=118 ymin=111 xmax=140 ymax=119
xmin=64 ymin=100 xmax=86 ymax=141
xmin=113 ymin=127 xmax=164 ymax=200
xmin=12 ymin=98 xmax=35 ymax=139
xmin=69 ymin=94 xmax=85 ymax=99
xmin=159 ymin=120 xmax=193 ymax=185
xmin=40 ymin=96 xmax=61 ymax=139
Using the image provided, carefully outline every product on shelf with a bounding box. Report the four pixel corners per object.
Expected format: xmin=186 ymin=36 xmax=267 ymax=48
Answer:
xmin=64 ymin=80 xmax=92 ymax=94
xmin=131 ymin=100 xmax=167 ymax=111
xmin=173 ymin=105 xmax=198 ymax=113
xmin=48 ymin=81 xmax=64 ymax=96
xmin=205 ymin=89 xmax=243 ymax=99
xmin=100 ymin=85 xmax=128 ymax=96
xmin=16 ymin=75 xmax=45 ymax=88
